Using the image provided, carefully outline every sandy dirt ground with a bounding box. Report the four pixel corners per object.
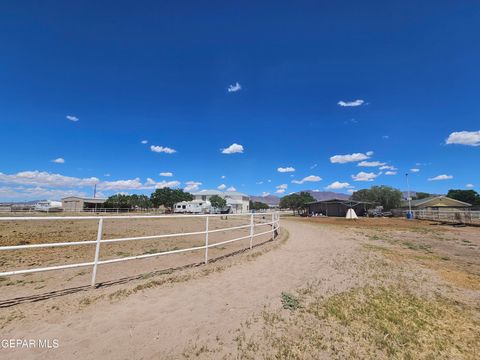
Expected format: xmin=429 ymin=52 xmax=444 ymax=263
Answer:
xmin=1 ymin=217 xmax=479 ymax=359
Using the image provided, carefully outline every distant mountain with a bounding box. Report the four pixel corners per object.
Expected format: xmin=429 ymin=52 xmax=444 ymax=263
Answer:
xmin=250 ymin=190 xmax=350 ymax=206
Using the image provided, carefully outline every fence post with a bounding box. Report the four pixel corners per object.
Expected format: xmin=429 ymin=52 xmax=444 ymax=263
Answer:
xmin=204 ymin=216 xmax=209 ymax=264
xmin=271 ymin=213 xmax=275 ymax=240
xmin=249 ymin=213 xmax=254 ymax=249
xmin=91 ymin=218 xmax=104 ymax=288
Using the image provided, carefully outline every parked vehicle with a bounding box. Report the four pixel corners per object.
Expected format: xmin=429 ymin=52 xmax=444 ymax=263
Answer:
xmin=34 ymin=200 xmax=63 ymax=212
xmin=173 ymin=200 xmax=211 ymax=214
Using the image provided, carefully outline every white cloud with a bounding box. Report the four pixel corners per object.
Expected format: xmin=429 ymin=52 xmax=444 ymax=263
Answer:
xmin=275 ymin=184 xmax=288 ymax=194
xmin=221 ymin=175 xmax=226 ymax=179
xmin=256 ymin=181 xmax=264 ymax=185
xmin=0 ymin=186 xmax=86 ymax=200
xmin=379 ymin=165 xmax=397 ymax=170
xmin=227 ymin=186 xmax=237 ymax=191
xmin=217 ymin=184 xmax=227 ymax=190
xmin=221 ymin=143 xmax=244 ymax=154
xmin=347 ymin=189 xmax=355 ymax=194
xmin=446 ymin=130 xmax=480 ymax=147
xmin=382 ymin=135 xmax=389 ymax=139
xmin=428 ymin=174 xmax=453 ymax=181
xmin=358 ymin=161 xmax=386 ymax=167
xmin=150 ymin=145 xmax=176 ymax=154
xmin=410 ymin=168 xmax=420 ymax=173
xmin=292 ymin=175 xmax=322 ymax=184
xmin=51 ymin=158 xmax=65 ymax=164
xmin=0 ymin=171 xmax=99 ymax=188
xmin=184 ymin=181 xmax=202 ymax=192
xmin=66 ymin=115 xmax=79 ymax=122
xmin=159 ymin=172 xmax=173 ymax=177
xmin=141 ymin=140 xmax=148 ymax=144
xmin=277 ymin=167 xmax=295 ymax=173
xmin=466 ymin=183 xmax=474 ymax=188
xmin=325 ymin=181 xmax=351 ymax=190
xmin=351 ymin=171 xmax=379 ymax=182
xmin=337 ymin=99 xmax=364 ymax=107
xmin=330 ymin=152 xmax=373 ymax=164
xmin=97 ymin=178 xmax=145 ymax=191
xmin=385 ymin=171 xmax=397 ymax=176
xmin=310 ymin=164 xmax=318 ymax=170
xmin=261 ymin=192 xmax=270 ymax=197
xmin=155 ymin=180 xmax=181 ymax=189
xmin=227 ymin=82 xmax=242 ymax=93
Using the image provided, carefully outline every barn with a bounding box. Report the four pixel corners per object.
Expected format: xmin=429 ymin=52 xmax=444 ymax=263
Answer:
xmin=62 ymin=197 xmax=107 ymax=212
xmin=306 ymin=198 xmax=373 ymax=217
xmin=402 ymin=196 xmax=472 ymax=210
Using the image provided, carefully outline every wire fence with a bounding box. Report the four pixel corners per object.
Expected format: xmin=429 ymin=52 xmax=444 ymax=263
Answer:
xmin=411 ymin=209 xmax=480 ymax=225
xmin=0 ymin=212 xmax=280 ymax=288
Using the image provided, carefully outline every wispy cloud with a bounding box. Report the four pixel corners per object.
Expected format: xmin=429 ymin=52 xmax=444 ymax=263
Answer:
xmin=0 ymin=171 xmax=98 ymax=188
xmin=217 ymin=184 xmax=226 ymax=190
xmin=310 ymin=164 xmax=318 ymax=170
xmin=382 ymin=135 xmax=390 ymax=139
xmin=141 ymin=140 xmax=148 ymax=144
xmin=410 ymin=168 xmax=420 ymax=173
xmin=428 ymin=174 xmax=453 ymax=181
xmin=66 ymin=115 xmax=79 ymax=122
xmin=150 ymin=145 xmax=177 ymax=154
xmin=330 ymin=151 xmax=373 ymax=164
xmin=275 ymin=184 xmax=288 ymax=194
xmin=358 ymin=161 xmax=386 ymax=167
xmin=292 ymin=175 xmax=322 ymax=184
xmin=379 ymin=165 xmax=397 ymax=170
xmin=155 ymin=180 xmax=181 ymax=189
xmin=51 ymin=158 xmax=65 ymax=164
xmin=325 ymin=181 xmax=351 ymax=190
xmin=337 ymin=99 xmax=364 ymax=107
xmin=184 ymin=181 xmax=202 ymax=192
xmin=261 ymin=192 xmax=270 ymax=197
xmin=227 ymin=82 xmax=242 ymax=93
xmin=159 ymin=172 xmax=173 ymax=177
xmin=446 ymin=130 xmax=480 ymax=147
xmin=277 ymin=167 xmax=295 ymax=173
xmin=227 ymin=186 xmax=236 ymax=191
xmin=221 ymin=143 xmax=244 ymax=154
xmin=351 ymin=171 xmax=379 ymax=182
xmin=466 ymin=184 xmax=474 ymax=188
xmin=385 ymin=171 xmax=397 ymax=176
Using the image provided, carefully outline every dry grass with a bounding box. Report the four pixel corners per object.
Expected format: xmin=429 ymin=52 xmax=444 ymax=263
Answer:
xmin=235 ymin=285 xmax=479 ymax=359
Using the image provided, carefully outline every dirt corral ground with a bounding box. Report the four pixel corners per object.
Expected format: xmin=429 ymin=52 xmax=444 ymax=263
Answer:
xmin=0 ymin=216 xmax=479 ymax=359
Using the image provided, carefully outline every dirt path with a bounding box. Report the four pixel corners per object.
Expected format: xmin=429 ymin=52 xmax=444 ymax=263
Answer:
xmin=2 ymin=218 xmax=359 ymax=359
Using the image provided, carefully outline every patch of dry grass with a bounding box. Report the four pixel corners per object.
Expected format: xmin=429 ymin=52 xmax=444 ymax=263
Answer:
xmin=235 ymin=286 xmax=480 ymax=359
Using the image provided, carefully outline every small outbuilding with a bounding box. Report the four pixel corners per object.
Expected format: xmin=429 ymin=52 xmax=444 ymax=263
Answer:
xmin=62 ymin=197 xmax=107 ymax=212
xmin=307 ymin=198 xmax=373 ymax=217
xmin=401 ymin=196 xmax=472 ymax=210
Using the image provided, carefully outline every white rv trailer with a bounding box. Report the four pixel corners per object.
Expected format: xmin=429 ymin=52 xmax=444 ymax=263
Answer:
xmin=174 ymin=200 xmax=211 ymax=214
xmin=34 ymin=200 xmax=63 ymax=212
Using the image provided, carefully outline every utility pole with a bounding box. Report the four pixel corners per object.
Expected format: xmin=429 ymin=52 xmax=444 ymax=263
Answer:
xmin=93 ymin=183 xmax=97 ymax=199
xmin=406 ymin=173 xmax=412 ymax=219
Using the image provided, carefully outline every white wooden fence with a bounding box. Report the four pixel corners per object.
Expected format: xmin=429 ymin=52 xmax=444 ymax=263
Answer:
xmin=0 ymin=212 xmax=280 ymax=288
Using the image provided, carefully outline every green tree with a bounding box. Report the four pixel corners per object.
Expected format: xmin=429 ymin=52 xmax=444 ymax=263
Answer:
xmin=104 ymin=194 xmax=152 ymax=209
xmin=150 ymin=188 xmax=193 ymax=210
xmin=249 ymin=201 xmax=270 ymax=211
xmin=209 ymin=195 xmax=227 ymax=209
xmin=279 ymin=192 xmax=315 ymax=215
xmin=447 ymin=189 xmax=480 ymax=205
xmin=413 ymin=192 xmax=430 ymax=200
xmin=351 ymin=185 xmax=402 ymax=210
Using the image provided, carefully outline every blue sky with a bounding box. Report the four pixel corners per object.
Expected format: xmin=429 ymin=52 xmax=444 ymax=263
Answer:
xmin=1 ymin=1 xmax=479 ymax=201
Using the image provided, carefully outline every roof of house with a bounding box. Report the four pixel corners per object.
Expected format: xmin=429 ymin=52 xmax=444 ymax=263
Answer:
xmin=402 ymin=195 xmax=471 ymax=208
xmin=61 ymin=196 xmax=107 ymax=202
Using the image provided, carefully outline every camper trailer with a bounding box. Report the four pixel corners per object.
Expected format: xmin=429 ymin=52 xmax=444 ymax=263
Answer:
xmin=174 ymin=200 xmax=211 ymax=214
xmin=34 ymin=200 xmax=63 ymax=212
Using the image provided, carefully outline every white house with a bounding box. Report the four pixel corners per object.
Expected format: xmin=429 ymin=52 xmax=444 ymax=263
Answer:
xmin=191 ymin=190 xmax=250 ymax=213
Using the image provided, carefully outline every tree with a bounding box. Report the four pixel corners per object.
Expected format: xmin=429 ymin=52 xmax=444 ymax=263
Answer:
xmin=414 ymin=192 xmax=431 ymax=200
xmin=150 ymin=188 xmax=193 ymax=210
xmin=104 ymin=194 xmax=151 ymax=209
xmin=351 ymin=185 xmax=402 ymax=210
xmin=209 ymin=195 xmax=227 ymax=209
xmin=447 ymin=189 xmax=480 ymax=205
xmin=279 ymin=192 xmax=315 ymax=215
xmin=249 ymin=201 xmax=270 ymax=211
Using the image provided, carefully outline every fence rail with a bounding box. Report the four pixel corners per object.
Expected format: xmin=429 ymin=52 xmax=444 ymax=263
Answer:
xmin=0 ymin=212 xmax=280 ymax=288
xmin=411 ymin=209 xmax=480 ymax=225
